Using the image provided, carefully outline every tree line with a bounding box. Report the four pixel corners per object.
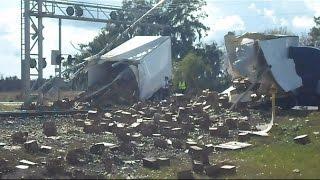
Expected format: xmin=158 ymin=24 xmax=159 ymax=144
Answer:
xmin=70 ymin=0 xmax=229 ymax=93
xmin=7 ymin=0 xmax=320 ymax=93
xmin=0 ymin=76 xmax=21 ymax=91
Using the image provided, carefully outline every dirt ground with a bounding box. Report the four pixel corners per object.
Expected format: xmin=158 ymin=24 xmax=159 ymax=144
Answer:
xmin=0 ymin=91 xmax=82 ymax=102
xmin=0 ymin=95 xmax=319 ymax=179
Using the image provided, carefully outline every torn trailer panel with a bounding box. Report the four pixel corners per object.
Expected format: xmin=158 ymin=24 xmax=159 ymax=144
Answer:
xmin=88 ymin=36 xmax=172 ymax=103
xmin=224 ymin=32 xmax=302 ymax=95
xmin=224 ymin=32 xmax=320 ymax=108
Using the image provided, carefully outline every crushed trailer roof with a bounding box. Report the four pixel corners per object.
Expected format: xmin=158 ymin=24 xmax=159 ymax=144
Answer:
xmin=99 ymin=36 xmax=170 ymax=63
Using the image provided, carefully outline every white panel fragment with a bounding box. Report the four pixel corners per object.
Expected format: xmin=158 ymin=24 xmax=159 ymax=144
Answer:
xmin=258 ymin=37 xmax=302 ymax=92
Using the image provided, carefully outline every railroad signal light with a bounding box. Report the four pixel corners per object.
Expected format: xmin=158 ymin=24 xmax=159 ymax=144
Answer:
xmin=67 ymin=55 xmax=75 ymax=65
xmin=42 ymin=58 xmax=47 ymax=69
xmin=56 ymin=54 xmax=64 ymax=65
xmin=30 ymin=58 xmax=37 ymax=68
xmin=75 ymin=5 xmax=83 ymax=17
xmin=66 ymin=6 xmax=74 ymax=16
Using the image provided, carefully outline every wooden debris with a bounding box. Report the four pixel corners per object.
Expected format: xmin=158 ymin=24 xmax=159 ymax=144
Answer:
xmin=15 ymin=165 xmax=29 ymax=170
xmin=40 ymin=145 xmax=53 ymax=154
xmin=157 ymin=157 xmax=170 ymax=167
xmin=177 ymin=170 xmax=194 ymax=179
xmin=214 ymin=141 xmax=252 ymax=150
xmin=294 ymin=134 xmax=310 ymax=145
xmin=43 ymin=121 xmax=58 ymax=137
xmin=11 ymin=131 xmax=28 ymax=144
xmin=238 ymin=132 xmax=250 ymax=142
xmin=142 ymin=157 xmax=160 ymax=170
xmin=220 ymin=165 xmax=236 ymax=175
xmin=24 ymin=140 xmax=39 ymax=153
xmin=204 ymin=164 xmax=219 ymax=177
xmin=192 ymin=160 xmax=204 ymax=174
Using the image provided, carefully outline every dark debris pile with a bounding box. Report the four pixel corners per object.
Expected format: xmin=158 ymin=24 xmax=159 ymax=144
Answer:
xmin=0 ymin=90 xmax=268 ymax=179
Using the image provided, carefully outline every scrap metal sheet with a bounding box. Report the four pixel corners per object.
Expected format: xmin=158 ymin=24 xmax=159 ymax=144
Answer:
xmin=258 ymin=37 xmax=302 ymax=92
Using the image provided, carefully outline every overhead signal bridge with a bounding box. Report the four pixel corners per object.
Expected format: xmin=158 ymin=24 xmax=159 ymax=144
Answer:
xmin=21 ymin=0 xmax=163 ymax=102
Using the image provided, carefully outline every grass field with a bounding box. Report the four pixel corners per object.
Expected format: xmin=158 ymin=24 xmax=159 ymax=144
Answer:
xmin=0 ymin=91 xmax=22 ymax=102
xmin=132 ymin=110 xmax=320 ymax=179
xmin=225 ymin=111 xmax=320 ymax=179
xmin=0 ymin=91 xmax=82 ymax=102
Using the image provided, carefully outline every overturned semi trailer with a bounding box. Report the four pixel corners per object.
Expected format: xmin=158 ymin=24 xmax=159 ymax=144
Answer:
xmin=224 ymin=32 xmax=320 ymax=108
xmin=87 ymin=36 xmax=172 ymax=105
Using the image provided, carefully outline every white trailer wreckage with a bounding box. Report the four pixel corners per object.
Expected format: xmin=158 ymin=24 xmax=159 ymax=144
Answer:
xmin=223 ymin=32 xmax=302 ymax=103
xmin=84 ymin=36 xmax=172 ymax=104
xmin=36 ymin=31 xmax=320 ymax=136
xmin=222 ymin=32 xmax=320 ymax=136
xmin=83 ymin=32 xmax=292 ymax=136
xmin=223 ymin=32 xmax=320 ymax=108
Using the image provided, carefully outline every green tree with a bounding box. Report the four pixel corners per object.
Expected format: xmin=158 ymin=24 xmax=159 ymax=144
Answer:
xmin=174 ymin=52 xmax=209 ymax=92
xmin=195 ymin=42 xmax=223 ymax=87
xmin=70 ymin=0 xmax=209 ymax=89
xmin=309 ymin=16 xmax=320 ymax=45
xmin=299 ymin=33 xmax=313 ymax=46
xmin=76 ymin=0 xmax=208 ymax=61
xmin=173 ymin=42 xmax=229 ymax=93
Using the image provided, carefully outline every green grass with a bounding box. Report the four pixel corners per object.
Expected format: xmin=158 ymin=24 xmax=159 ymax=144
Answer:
xmin=0 ymin=104 xmax=20 ymax=111
xmin=218 ymin=111 xmax=320 ymax=179
xmin=225 ymin=142 xmax=320 ymax=179
xmin=133 ymin=110 xmax=320 ymax=179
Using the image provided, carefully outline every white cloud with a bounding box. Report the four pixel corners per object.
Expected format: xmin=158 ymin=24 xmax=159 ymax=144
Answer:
xmin=0 ymin=6 xmax=101 ymax=78
xmin=248 ymin=3 xmax=261 ymax=14
xmin=292 ymin=16 xmax=315 ymax=29
xmin=248 ymin=4 xmax=289 ymax=27
xmin=0 ymin=8 xmax=20 ymax=51
xmin=263 ymin=8 xmax=277 ymax=23
xmin=304 ymin=0 xmax=320 ymax=16
xmin=248 ymin=4 xmax=276 ymax=23
xmin=279 ymin=18 xmax=289 ymax=27
xmin=37 ymin=19 xmax=102 ymax=78
xmin=205 ymin=15 xmax=245 ymax=42
xmin=0 ymin=7 xmax=22 ymax=77
xmin=214 ymin=15 xmax=245 ymax=31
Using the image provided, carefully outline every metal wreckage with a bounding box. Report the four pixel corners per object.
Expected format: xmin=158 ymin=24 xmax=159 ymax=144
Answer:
xmin=17 ymin=0 xmax=320 ymax=137
xmin=2 ymin=1 xmax=320 ymax=178
xmin=223 ymin=32 xmax=320 ymax=109
xmin=19 ymin=31 xmax=320 ymax=135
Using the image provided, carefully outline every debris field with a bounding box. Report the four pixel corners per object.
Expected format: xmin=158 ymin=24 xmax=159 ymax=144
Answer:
xmin=0 ymin=89 xmax=272 ymax=179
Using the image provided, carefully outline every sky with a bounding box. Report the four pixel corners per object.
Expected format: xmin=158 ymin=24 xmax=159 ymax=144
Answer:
xmin=0 ymin=0 xmax=319 ymax=78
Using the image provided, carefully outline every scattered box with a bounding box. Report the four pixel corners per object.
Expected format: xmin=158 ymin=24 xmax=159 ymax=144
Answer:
xmin=220 ymin=165 xmax=236 ymax=175
xmin=214 ymin=141 xmax=252 ymax=150
xmin=294 ymin=134 xmax=310 ymax=145
xmin=143 ymin=157 xmax=160 ymax=170
xmin=238 ymin=132 xmax=250 ymax=142
xmin=177 ymin=170 xmax=194 ymax=179
xmin=157 ymin=157 xmax=170 ymax=167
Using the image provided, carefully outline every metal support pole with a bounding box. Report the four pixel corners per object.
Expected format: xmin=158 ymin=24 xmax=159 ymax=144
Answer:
xmin=38 ymin=0 xmax=44 ymax=81
xmin=23 ymin=0 xmax=31 ymax=102
xmin=58 ymin=18 xmax=62 ymax=100
xmin=271 ymin=84 xmax=277 ymax=121
xmin=59 ymin=18 xmax=62 ymax=78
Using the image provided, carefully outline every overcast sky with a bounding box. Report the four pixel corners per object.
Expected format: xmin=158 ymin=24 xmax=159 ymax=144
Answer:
xmin=0 ymin=0 xmax=319 ymax=78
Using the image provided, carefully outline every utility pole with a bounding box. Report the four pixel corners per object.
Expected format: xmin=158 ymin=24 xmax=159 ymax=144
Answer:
xmin=21 ymin=0 xmax=164 ymax=103
xmin=38 ymin=0 xmax=44 ymax=82
xmin=58 ymin=18 xmax=62 ymax=100
xmin=22 ymin=0 xmax=31 ymax=102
